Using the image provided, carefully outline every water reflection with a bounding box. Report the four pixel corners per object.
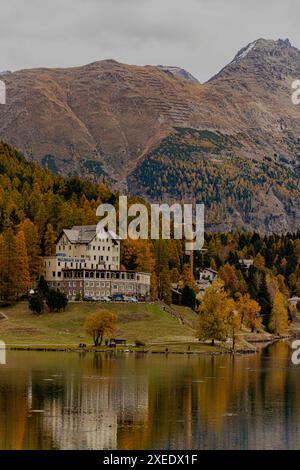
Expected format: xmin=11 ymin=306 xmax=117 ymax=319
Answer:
xmin=0 ymin=342 xmax=299 ymax=450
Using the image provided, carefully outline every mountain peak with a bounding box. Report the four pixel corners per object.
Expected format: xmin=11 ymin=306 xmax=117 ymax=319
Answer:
xmin=232 ymin=38 xmax=293 ymax=63
xmin=156 ymin=65 xmax=199 ymax=83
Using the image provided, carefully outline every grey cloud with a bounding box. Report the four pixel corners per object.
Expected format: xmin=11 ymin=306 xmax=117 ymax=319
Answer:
xmin=0 ymin=0 xmax=300 ymax=82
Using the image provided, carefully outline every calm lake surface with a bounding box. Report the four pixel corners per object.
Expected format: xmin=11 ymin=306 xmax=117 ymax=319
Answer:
xmin=0 ymin=342 xmax=300 ymax=450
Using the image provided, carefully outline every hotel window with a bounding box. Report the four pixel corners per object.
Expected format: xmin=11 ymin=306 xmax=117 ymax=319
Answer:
xmin=52 ymin=271 xmax=56 ymax=277
xmin=58 ymin=272 xmax=61 ymax=277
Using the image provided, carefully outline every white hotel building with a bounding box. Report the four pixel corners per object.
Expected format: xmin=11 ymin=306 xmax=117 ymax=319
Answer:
xmin=43 ymin=225 xmax=151 ymax=300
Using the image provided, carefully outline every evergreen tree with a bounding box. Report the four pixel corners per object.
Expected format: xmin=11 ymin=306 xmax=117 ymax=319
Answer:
xmin=29 ymin=294 xmax=44 ymax=315
xmin=181 ymin=285 xmax=196 ymax=310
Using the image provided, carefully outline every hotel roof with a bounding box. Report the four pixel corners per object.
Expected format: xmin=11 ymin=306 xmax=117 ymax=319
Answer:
xmin=58 ymin=225 xmax=119 ymax=244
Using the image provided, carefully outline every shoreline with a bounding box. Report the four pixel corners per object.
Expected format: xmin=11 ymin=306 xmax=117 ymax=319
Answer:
xmin=1 ymin=301 xmax=297 ymax=357
xmin=6 ymin=335 xmax=292 ymax=356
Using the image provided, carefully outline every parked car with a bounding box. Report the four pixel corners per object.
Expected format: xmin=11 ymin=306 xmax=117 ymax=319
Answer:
xmin=83 ymin=296 xmax=94 ymax=302
xmin=111 ymin=294 xmax=124 ymax=301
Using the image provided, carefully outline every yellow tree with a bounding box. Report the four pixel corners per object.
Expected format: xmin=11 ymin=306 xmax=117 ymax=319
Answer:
xmin=18 ymin=219 xmax=42 ymax=282
xmin=0 ymin=229 xmax=19 ymax=301
xmin=135 ymin=240 xmax=157 ymax=299
xmin=85 ymin=310 xmax=117 ymax=346
xmin=197 ymin=279 xmax=235 ymax=346
xmin=218 ymin=263 xmax=240 ymax=294
xmin=179 ymin=263 xmax=197 ymax=290
xmin=269 ymin=291 xmax=289 ymax=335
xmin=15 ymin=229 xmax=31 ymax=294
xmin=236 ymin=293 xmax=262 ymax=332
xmin=44 ymin=223 xmax=57 ymax=256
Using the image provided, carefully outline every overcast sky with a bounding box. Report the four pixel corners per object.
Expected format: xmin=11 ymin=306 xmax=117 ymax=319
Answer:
xmin=0 ymin=0 xmax=299 ymax=82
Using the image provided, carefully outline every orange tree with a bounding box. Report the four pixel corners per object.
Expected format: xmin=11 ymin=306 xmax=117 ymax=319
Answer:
xmin=84 ymin=310 xmax=117 ymax=346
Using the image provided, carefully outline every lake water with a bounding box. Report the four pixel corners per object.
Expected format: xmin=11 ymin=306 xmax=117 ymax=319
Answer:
xmin=0 ymin=342 xmax=299 ymax=450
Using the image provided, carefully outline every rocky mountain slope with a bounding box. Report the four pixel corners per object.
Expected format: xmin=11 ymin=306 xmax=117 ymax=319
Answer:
xmin=0 ymin=38 xmax=300 ymax=232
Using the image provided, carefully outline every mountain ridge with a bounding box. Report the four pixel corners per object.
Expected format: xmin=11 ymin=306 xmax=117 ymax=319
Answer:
xmin=0 ymin=38 xmax=300 ymax=232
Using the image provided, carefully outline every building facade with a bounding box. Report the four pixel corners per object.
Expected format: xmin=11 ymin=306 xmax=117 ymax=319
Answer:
xmin=43 ymin=225 xmax=151 ymax=300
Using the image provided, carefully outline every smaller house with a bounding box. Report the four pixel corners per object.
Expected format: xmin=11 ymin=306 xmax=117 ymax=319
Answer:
xmin=239 ymin=259 xmax=254 ymax=269
xmin=198 ymin=268 xmax=218 ymax=282
xmin=288 ymin=296 xmax=300 ymax=308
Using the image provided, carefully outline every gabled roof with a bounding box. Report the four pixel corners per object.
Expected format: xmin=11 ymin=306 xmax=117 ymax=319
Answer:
xmin=57 ymin=225 xmax=120 ymax=245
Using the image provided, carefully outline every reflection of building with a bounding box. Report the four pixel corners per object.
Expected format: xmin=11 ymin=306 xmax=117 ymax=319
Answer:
xmin=43 ymin=225 xmax=150 ymax=299
xmin=41 ymin=373 xmax=149 ymax=450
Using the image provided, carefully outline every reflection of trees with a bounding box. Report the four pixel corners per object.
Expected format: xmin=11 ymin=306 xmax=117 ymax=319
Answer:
xmin=2 ymin=344 xmax=300 ymax=450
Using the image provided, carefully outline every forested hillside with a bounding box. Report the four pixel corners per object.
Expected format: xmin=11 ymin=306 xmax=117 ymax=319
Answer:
xmin=0 ymin=142 xmax=299 ymax=334
xmin=128 ymin=127 xmax=300 ymax=233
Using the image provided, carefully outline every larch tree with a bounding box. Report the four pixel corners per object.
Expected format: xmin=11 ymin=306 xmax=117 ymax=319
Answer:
xmin=44 ymin=223 xmax=57 ymax=256
xmin=236 ymin=293 xmax=262 ymax=332
xmin=135 ymin=240 xmax=157 ymax=299
xmin=18 ymin=219 xmax=42 ymax=282
xmin=269 ymin=291 xmax=289 ymax=335
xmin=0 ymin=229 xmax=19 ymax=301
xmin=197 ymin=279 xmax=235 ymax=346
xmin=15 ymin=229 xmax=31 ymax=294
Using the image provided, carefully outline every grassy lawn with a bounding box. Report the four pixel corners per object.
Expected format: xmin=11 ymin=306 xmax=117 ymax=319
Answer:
xmin=0 ymin=301 xmax=209 ymax=351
